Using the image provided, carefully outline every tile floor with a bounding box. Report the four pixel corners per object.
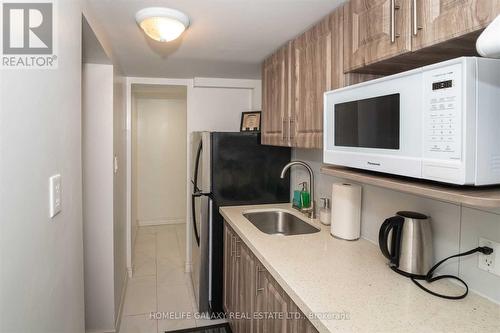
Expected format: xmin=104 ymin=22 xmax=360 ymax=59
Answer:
xmin=119 ymin=224 xmax=226 ymax=333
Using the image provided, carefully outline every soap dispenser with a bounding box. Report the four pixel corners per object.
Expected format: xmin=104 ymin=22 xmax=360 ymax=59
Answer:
xmin=319 ymin=197 xmax=331 ymax=226
xmin=300 ymin=182 xmax=311 ymax=209
xmin=292 ymin=185 xmax=302 ymax=210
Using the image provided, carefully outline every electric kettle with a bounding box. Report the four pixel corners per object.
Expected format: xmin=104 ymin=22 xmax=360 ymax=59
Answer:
xmin=379 ymin=211 xmax=433 ymax=278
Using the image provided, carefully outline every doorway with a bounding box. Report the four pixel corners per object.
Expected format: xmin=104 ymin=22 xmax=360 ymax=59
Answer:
xmin=120 ymin=84 xmax=197 ymax=332
xmin=131 ymin=84 xmax=188 ymax=229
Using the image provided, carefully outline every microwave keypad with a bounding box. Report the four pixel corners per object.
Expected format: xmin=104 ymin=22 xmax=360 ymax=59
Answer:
xmin=424 ymin=63 xmax=462 ymax=161
xmin=427 ymin=96 xmax=458 ymax=154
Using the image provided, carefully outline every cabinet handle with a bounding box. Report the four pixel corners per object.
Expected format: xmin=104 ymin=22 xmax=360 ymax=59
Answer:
xmin=289 ymin=118 xmax=295 ymax=140
xmin=230 ymin=235 xmax=235 ymax=257
xmin=282 ymin=119 xmax=287 ymax=140
xmin=390 ymin=0 xmax=401 ymax=43
xmin=255 ymin=264 xmax=265 ymax=296
xmin=234 ymin=239 xmax=241 ymax=259
xmin=412 ymin=0 xmax=423 ymax=36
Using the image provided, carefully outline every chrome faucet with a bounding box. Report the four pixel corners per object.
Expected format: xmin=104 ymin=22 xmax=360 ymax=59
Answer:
xmin=280 ymin=161 xmax=315 ymax=219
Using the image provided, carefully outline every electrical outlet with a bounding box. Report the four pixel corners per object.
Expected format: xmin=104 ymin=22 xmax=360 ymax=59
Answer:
xmin=478 ymin=237 xmax=500 ymax=277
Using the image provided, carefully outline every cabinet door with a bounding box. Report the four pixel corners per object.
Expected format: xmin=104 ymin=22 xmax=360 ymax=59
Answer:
xmin=261 ymin=44 xmax=292 ymax=147
xmin=344 ymin=0 xmax=412 ymax=72
xmin=292 ymin=16 xmax=331 ymax=149
xmin=223 ymin=225 xmax=232 ymax=313
xmin=330 ymin=7 xmax=347 ymax=90
xmin=223 ymin=225 xmax=236 ymax=330
xmin=237 ymin=243 xmax=256 ymax=333
xmin=286 ymin=300 xmax=319 ymax=333
xmin=224 ymin=221 xmax=319 ymax=333
xmin=412 ymin=0 xmax=500 ymax=49
xmin=231 ymin=236 xmax=242 ymax=332
xmin=261 ymin=271 xmax=288 ymax=333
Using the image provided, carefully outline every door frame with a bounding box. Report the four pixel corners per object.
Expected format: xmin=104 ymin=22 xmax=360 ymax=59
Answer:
xmin=125 ymin=77 xmax=262 ymax=278
xmin=125 ymin=77 xmax=193 ymax=277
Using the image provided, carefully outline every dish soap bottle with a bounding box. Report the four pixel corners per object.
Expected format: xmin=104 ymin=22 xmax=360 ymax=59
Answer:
xmin=300 ymin=182 xmax=311 ymax=209
xmin=319 ymin=198 xmax=331 ymax=226
xmin=292 ymin=186 xmax=302 ymax=210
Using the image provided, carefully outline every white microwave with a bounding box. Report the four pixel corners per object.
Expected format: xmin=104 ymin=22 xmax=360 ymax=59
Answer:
xmin=324 ymin=57 xmax=500 ymax=186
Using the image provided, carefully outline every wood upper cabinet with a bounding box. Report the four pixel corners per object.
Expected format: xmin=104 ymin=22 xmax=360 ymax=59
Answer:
xmin=291 ymin=16 xmax=332 ymax=149
xmin=261 ymin=43 xmax=292 ymax=147
xmin=344 ymin=0 xmax=500 ymax=72
xmin=261 ymin=5 xmax=366 ymax=149
xmin=344 ymin=0 xmax=412 ymax=72
xmin=412 ymin=0 xmax=500 ymax=49
xmin=331 ymin=5 xmax=382 ymax=88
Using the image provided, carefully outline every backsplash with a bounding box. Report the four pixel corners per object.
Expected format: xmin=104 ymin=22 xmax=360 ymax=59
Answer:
xmin=291 ymin=148 xmax=500 ymax=304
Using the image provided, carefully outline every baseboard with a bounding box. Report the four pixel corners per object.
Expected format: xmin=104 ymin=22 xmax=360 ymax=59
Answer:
xmin=114 ymin=269 xmax=129 ymax=332
xmin=137 ymin=218 xmax=185 ymax=226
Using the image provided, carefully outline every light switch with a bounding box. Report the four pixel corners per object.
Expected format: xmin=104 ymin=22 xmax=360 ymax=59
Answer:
xmin=49 ymin=174 xmax=62 ymax=218
xmin=114 ymin=155 xmax=119 ymax=174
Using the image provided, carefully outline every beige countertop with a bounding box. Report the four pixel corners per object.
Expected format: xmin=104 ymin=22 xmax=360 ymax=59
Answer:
xmin=220 ymin=203 xmax=500 ymax=333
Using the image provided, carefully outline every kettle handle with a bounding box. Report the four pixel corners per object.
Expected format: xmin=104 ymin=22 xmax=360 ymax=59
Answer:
xmin=378 ymin=216 xmax=404 ymax=265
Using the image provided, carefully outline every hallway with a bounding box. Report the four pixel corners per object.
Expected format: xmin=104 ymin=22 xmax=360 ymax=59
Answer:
xmin=120 ymin=225 xmax=225 ymax=333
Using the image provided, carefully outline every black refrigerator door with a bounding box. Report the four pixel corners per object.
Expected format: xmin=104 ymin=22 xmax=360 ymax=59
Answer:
xmin=210 ymin=132 xmax=291 ymax=206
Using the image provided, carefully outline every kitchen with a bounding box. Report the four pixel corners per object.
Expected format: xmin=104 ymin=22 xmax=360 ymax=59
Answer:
xmin=1 ymin=1 xmax=500 ymax=333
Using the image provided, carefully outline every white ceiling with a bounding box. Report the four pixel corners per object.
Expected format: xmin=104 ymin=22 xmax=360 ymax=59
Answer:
xmin=86 ymin=0 xmax=346 ymax=79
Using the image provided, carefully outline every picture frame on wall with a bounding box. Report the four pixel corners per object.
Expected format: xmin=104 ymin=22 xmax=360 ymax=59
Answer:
xmin=240 ymin=111 xmax=261 ymax=132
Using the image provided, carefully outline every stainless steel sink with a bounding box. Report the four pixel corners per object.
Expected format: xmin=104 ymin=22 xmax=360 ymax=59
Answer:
xmin=243 ymin=211 xmax=320 ymax=236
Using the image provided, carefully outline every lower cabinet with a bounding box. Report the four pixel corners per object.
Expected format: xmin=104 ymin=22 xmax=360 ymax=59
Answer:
xmin=223 ymin=222 xmax=319 ymax=333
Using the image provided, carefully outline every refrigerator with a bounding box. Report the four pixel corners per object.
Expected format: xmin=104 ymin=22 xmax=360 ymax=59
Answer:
xmin=190 ymin=131 xmax=291 ymax=315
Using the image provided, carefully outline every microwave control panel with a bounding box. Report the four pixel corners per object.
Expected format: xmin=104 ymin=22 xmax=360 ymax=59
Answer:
xmin=423 ymin=63 xmax=462 ymax=161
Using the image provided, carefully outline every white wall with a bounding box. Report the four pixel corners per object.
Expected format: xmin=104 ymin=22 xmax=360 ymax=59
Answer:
xmin=134 ymin=96 xmax=187 ymax=225
xmin=113 ymin=69 xmax=128 ymax=327
xmin=292 ymin=148 xmax=500 ymax=304
xmin=131 ymin=93 xmax=139 ymax=252
xmin=0 ymin=0 xmax=85 ymax=332
xmin=82 ymin=64 xmax=128 ymax=332
xmin=82 ymin=63 xmax=115 ymax=331
xmin=189 ymin=87 xmax=258 ymax=132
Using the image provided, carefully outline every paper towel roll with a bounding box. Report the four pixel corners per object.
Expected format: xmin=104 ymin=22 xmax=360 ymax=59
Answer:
xmin=330 ymin=182 xmax=362 ymax=240
xmin=476 ymin=15 xmax=500 ymax=58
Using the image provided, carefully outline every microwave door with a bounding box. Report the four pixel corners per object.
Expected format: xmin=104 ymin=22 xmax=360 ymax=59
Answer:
xmin=334 ymin=93 xmax=400 ymax=150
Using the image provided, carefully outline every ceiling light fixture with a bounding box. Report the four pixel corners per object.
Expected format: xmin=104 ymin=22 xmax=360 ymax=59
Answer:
xmin=135 ymin=7 xmax=190 ymax=42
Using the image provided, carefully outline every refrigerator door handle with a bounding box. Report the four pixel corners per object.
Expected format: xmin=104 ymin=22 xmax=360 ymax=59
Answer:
xmin=191 ymin=194 xmax=200 ymax=246
xmin=193 ymin=191 xmax=212 ymax=198
xmin=193 ymin=141 xmax=203 ymax=193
